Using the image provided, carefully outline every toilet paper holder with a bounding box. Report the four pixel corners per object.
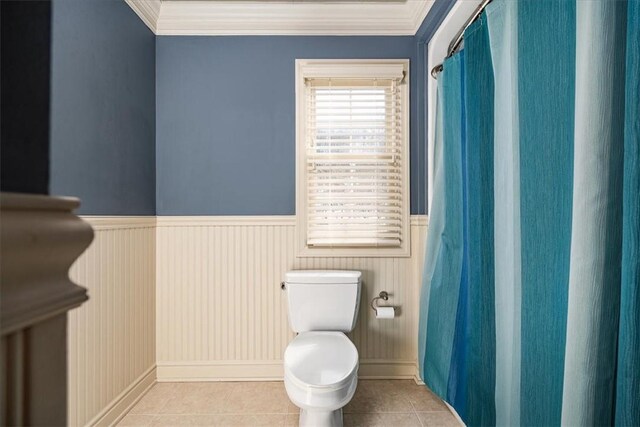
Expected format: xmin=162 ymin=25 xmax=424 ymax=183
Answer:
xmin=370 ymin=291 xmax=395 ymax=314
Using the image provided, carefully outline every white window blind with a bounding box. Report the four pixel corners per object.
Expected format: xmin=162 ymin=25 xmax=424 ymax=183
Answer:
xmin=304 ymin=76 xmax=404 ymax=248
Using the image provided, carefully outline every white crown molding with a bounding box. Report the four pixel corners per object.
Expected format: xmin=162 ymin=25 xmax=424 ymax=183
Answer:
xmin=125 ymin=0 xmax=434 ymax=36
xmin=125 ymin=0 xmax=161 ymax=33
xmin=411 ymin=0 xmax=433 ymax=34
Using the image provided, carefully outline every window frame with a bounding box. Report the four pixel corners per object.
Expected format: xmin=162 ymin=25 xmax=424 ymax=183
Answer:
xmin=295 ymin=59 xmax=411 ymax=258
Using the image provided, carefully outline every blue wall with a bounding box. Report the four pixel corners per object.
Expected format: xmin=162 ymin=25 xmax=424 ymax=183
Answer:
xmin=156 ymin=36 xmax=423 ymax=215
xmin=50 ymin=0 xmax=156 ymax=215
xmin=47 ymin=0 xmax=453 ymax=216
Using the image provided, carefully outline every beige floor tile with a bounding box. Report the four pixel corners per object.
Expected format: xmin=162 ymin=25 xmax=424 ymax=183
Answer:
xmin=344 ymin=412 xmax=422 ymax=427
xmin=129 ymin=384 xmax=180 ymax=414
xmin=123 ymin=379 xmax=451 ymax=426
xmin=284 ymin=413 xmax=299 ymax=426
xmin=213 ymin=414 xmax=286 ymax=426
xmin=286 ymin=399 xmax=299 ymax=414
xmin=149 ymin=414 xmax=285 ymax=427
xmin=394 ymin=383 xmax=448 ymax=412
xmin=416 ymin=411 xmax=461 ymax=427
xmin=344 ymin=380 xmax=414 ymax=413
xmin=156 ymin=382 xmax=237 ymax=414
xmin=151 ymin=414 xmax=208 ymax=426
xmin=220 ymin=382 xmax=289 ymax=414
xmin=118 ymin=414 xmax=156 ymax=426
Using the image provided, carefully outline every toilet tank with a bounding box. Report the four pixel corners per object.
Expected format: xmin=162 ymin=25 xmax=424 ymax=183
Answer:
xmin=285 ymin=270 xmax=362 ymax=333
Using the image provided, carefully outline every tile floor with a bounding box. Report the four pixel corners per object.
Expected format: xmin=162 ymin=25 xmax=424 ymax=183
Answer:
xmin=118 ymin=380 xmax=461 ymax=427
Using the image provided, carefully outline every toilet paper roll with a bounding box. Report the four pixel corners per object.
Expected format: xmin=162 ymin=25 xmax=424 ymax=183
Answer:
xmin=376 ymin=307 xmax=395 ymax=319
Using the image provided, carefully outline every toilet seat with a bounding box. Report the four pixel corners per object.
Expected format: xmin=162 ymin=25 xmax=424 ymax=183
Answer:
xmin=284 ymin=331 xmax=359 ymax=415
xmin=284 ymin=331 xmax=358 ymax=390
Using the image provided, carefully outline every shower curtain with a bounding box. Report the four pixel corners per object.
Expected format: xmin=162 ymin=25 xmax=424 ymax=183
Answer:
xmin=418 ymin=1 xmax=639 ymax=426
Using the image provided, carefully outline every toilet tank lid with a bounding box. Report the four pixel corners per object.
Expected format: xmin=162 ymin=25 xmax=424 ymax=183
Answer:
xmin=285 ymin=270 xmax=361 ymax=284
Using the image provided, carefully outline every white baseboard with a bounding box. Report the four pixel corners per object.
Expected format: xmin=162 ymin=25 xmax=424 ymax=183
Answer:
xmin=89 ymin=366 xmax=156 ymax=427
xmin=358 ymin=360 xmax=419 ymax=379
xmin=157 ymin=361 xmax=284 ymax=382
xmin=156 ymin=360 xmax=417 ymax=382
xmin=413 ymin=365 xmax=425 ymax=385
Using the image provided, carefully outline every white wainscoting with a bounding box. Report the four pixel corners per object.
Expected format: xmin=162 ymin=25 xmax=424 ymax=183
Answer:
xmin=156 ymin=215 xmax=427 ymax=382
xmin=68 ymin=217 xmax=156 ymax=427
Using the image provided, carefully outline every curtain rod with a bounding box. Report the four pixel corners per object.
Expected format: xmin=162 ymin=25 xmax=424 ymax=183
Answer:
xmin=430 ymin=0 xmax=493 ymax=79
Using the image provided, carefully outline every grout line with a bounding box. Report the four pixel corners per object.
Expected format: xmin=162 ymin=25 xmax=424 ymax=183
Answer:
xmin=411 ymin=400 xmax=424 ymax=427
xmin=409 ymin=395 xmax=427 ymax=427
xmin=417 ymin=411 xmax=427 ymax=427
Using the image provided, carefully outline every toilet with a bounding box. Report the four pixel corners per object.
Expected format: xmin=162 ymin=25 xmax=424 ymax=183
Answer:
xmin=283 ymin=270 xmax=362 ymax=427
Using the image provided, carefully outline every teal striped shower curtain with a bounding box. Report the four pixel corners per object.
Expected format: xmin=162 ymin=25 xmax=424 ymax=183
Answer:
xmin=418 ymin=1 xmax=639 ymax=426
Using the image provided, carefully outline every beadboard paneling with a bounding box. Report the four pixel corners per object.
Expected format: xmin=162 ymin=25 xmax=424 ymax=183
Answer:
xmin=68 ymin=217 xmax=156 ymax=427
xmin=156 ymin=216 xmax=427 ymax=381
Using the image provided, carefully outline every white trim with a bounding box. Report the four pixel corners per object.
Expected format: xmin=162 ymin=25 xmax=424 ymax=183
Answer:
xmin=125 ymin=0 xmax=161 ymax=33
xmin=83 ymin=215 xmax=425 ymax=228
xmin=301 ymin=62 xmax=405 ymax=80
xmin=125 ymin=0 xmax=434 ymax=36
xmin=86 ymin=366 xmax=156 ymax=427
xmin=157 ymin=361 xmax=284 ymax=382
xmin=426 ymin=0 xmax=483 ymax=213
xmin=411 ymin=0 xmax=436 ymax=35
xmin=156 ymin=215 xmax=296 ymax=227
xmin=80 ymin=216 xmax=157 ymax=230
xmin=411 ymin=215 xmax=429 ymax=226
xmin=358 ymin=360 xmax=419 ymax=379
xmin=156 ymin=360 xmax=417 ymax=382
xmin=295 ymin=59 xmax=411 ymax=258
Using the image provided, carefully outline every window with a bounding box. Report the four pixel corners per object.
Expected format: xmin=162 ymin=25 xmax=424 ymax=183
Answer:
xmin=295 ymin=60 xmax=410 ymax=257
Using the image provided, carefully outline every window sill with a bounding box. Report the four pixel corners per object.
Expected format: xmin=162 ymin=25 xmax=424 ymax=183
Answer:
xmin=295 ymin=241 xmax=411 ymax=258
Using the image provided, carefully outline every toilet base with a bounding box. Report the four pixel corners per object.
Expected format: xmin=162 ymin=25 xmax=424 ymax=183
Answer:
xmin=299 ymin=408 xmax=343 ymax=427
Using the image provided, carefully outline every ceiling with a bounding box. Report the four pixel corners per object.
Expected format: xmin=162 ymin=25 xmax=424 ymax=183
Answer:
xmin=125 ymin=0 xmax=434 ymax=35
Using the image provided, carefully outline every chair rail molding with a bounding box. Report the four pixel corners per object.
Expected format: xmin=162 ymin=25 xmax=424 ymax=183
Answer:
xmin=125 ymin=0 xmax=433 ymax=35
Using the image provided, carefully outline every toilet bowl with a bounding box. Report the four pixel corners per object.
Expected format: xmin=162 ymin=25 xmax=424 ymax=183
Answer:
xmin=284 ymin=332 xmax=358 ymax=426
xmin=282 ymin=270 xmax=362 ymax=427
